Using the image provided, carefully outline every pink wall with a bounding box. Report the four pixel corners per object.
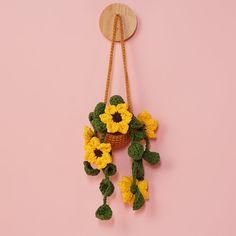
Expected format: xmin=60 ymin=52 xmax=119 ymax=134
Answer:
xmin=0 ymin=0 xmax=236 ymax=235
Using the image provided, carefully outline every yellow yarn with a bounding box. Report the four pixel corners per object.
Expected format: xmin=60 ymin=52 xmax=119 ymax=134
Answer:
xmin=99 ymin=103 xmax=132 ymax=134
xmin=83 ymin=126 xmax=94 ymax=144
xmin=137 ymin=111 xmax=158 ymax=139
xmin=84 ymin=137 xmax=112 ymax=170
xmin=118 ymin=176 xmax=149 ymax=205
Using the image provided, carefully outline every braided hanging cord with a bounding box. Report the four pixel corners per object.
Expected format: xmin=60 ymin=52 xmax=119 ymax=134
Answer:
xmin=104 ymin=14 xmax=133 ymax=112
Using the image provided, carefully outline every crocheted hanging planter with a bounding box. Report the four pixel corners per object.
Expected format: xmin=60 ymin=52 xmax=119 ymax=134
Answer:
xmin=83 ymin=14 xmax=160 ymax=220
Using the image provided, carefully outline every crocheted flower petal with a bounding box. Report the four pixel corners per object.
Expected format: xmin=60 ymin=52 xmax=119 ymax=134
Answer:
xmin=99 ymin=113 xmax=112 ymax=124
xmin=138 ymin=179 xmax=148 ymax=190
xmin=105 ymin=105 xmax=117 ymax=115
xmin=107 ymin=121 xmax=119 ymax=133
xmin=137 ymin=111 xmax=152 ymax=122
xmin=85 ymin=150 xmax=96 ymax=164
xmin=117 ymin=103 xmax=128 ymax=113
xmin=139 ymin=188 xmax=149 ymax=201
xmin=138 ymin=180 xmax=149 ymax=201
xmin=88 ymin=137 xmax=100 ymax=148
xmin=99 ymin=143 xmax=112 ymax=153
xmin=118 ymin=121 xmax=129 ymax=134
xmin=83 ymin=126 xmax=93 ymax=144
xmin=118 ymin=176 xmax=136 ymax=205
xmin=118 ymin=176 xmax=132 ymax=191
xmin=101 ymin=152 xmax=112 ymax=163
xmin=95 ymin=153 xmax=112 ymax=170
xmin=122 ymin=192 xmax=134 ymax=205
xmin=121 ymin=110 xmax=132 ymax=123
xmin=84 ymin=143 xmax=93 ymax=152
xmin=145 ymin=128 xmax=156 ymax=139
xmin=146 ymin=119 xmax=158 ymax=130
xmin=118 ymin=181 xmax=130 ymax=192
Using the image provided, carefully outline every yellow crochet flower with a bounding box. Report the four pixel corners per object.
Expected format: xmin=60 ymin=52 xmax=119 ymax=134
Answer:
xmin=99 ymin=103 xmax=132 ymax=134
xmin=83 ymin=126 xmax=94 ymax=144
xmin=137 ymin=111 xmax=158 ymax=139
xmin=84 ymin=137 xmax=112 ymax=170
xmin=118 ymin=176 xmax=149 ymax=205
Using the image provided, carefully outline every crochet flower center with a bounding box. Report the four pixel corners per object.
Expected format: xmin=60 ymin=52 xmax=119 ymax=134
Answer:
xmin=94 ymin=149 xmax=103 ymax=157
xmin=112 ymin=112 xmax=122 ymax=122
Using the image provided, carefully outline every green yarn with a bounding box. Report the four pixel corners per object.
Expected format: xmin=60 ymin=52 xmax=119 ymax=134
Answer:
xmin=129 ymin=117 xmax=143 ymax=130
xmin=83 ymin=161 xmax=100 ymax=176
xmin=103 ymin=163 xmax=117 ymax=177
xmin=92 ymin=118 xmax=107 ymax=133
xmin=84 ymin=95 xmax=162 ymax=218
xmin=130 ymin=130 xmax=146 ymax=142
xmin=100 ymin=132 xmax=106 ymax=143
xmin=130 ymin=183 xmax=137 ymax=194
xmin=128 ymin=141 xmax=144 ymax=160
xmin=144 ymin=136 xmax=150 ymax=151
xmin=132 ymin=160 xmax=144 ymax=180
xmin=94 ymin=102 xmax=106 ymax=118
xmin=95 ymin=204 xmax=112 ymax=220
xmin=99 ymin=178 xmax=114 ymax=197
xmin=133 ymin=188 xmax=145 ymax=210
xmin=88 ymin=112 xmax=94 ymax=122
xmin=143 ymin=150 xmax=160 ymax=165
xmin=109 ymin=95 xmax=125 ymax=105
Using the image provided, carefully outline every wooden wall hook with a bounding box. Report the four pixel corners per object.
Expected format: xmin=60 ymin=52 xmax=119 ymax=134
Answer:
xmin=99 ymin=3 xmax=138 ymax=42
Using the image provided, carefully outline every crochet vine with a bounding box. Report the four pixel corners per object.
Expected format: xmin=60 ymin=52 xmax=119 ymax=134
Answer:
xmin=83 ymin=95 xmax=160 ymax=220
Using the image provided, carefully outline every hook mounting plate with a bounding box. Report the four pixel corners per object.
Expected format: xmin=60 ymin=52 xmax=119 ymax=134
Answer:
xmin=99 ymin=3 xmax=138 ymax=42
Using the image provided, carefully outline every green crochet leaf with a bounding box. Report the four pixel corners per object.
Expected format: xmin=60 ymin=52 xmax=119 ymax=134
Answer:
xmin=95 ymin=204 xmax=113 ymax=220
xmin=83 ymin=161 xmax=100 ymax=176
xmin=133 ymin=188 xmax=145 ymax=210
xmin=130 ymin=130 xmax=146 ymax=142
xmin=103 ymin=163 xmax=117 ymax=177
xmin=88 ymin=112 xmax=94 ymax=122
xmin=128 ymin=141 xmax=144 ymax=160
xmin=132 ymin=160 xmax=144 ymax=180
xmin=99 ymin=178 xmax=114 ymax=197
xmin=92 ymin=118 xmax=107 ymax=133
xmin=94 ymin=102 xmax=106 ymax=118
xmin=143 ymin=150 xmax=160 ymax=165
xmin=129 ymin=117 xmax=143 ymax=130
xmin=130 ymin=183 xmax=137 ymax=194
xmin=109 ymin=95 xmax=125 ymax=106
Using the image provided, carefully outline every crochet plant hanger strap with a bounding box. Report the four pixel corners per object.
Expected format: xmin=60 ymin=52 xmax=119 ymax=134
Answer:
xmin=83 ymin=14 xmax=160 ymax=220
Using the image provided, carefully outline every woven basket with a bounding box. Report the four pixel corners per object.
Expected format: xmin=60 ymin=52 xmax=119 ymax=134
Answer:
xmin=98 ymin=131 xmax=130 ymax=149
xmin=101 ymin=14 xmax=132 ymax=150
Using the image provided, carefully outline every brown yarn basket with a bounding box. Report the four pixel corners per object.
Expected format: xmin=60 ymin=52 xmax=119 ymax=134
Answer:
xmin=98 ymin=132 xmax=130 ymax=150
xmin=99 ymin=14 xmax=133 ymax=149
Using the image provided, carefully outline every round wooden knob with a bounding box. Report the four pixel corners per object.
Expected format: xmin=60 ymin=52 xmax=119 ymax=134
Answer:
xmin=99 ymin=3 xmax=138 ymax=42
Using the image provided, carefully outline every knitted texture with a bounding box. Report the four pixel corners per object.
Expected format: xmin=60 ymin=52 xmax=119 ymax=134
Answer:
xmin=99 ymin=178 xmax=115 ymax=197
xmin=83 ymin=12 xmax=161 ymax=221
xmin=118 ymin=176 xmax=149 ymax=206
xmin=132 ymin=160 xmax=144 ymax=180
xmin=84 ymin=137 xmax=112 ymax=170
xmin=103 ymin=163 xmax=117 ymax=177
xmin=95 ymin=204 xmax=112 ymax=220
xmin=92 ymin=118 xmax=107 ymax=133
xmin=128 ymin=141 xmax=144 ymax=160
xmin=83 ymin=95 xmax=160 ymax=219
xmin=94 ymin=102 xmax=106 ymax=118
xmin=109 ymin=95 xmax=125 ymax=106
xmin=88 ymin=112 xmax=94 ymax=122
xmin=129 ymin=116 xmax=143 ymax=129
xmin=99 ymin=103 xmax=132 ymax=134
xmin=133 ymin=188 xmax=145 ymax=210
xmin=83 ymin=161 xmax=100 ymax=176
xmin=143 ymin=150 xmax=160 ymax=165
